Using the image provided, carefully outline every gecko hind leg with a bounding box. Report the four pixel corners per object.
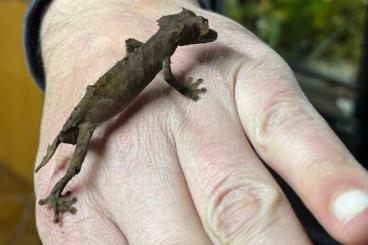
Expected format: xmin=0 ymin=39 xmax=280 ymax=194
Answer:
xmin=125 ymin=38 xmax=143 ymax=53
xmin=163 ymin=57 xmax=206 ymax=101
xmin=38 ymin=122 xmax=95 ymax=223
xmin=35 ymin=127 xmax=79 ymax=173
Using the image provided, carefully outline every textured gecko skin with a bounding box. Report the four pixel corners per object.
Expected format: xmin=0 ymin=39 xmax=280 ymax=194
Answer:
xmin=35 ymin=9 xmax=217 ymax=223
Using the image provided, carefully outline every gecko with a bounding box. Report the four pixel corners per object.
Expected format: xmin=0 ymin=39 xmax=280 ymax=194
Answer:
xmin=35 ymin=8 xmax=217 ymax=223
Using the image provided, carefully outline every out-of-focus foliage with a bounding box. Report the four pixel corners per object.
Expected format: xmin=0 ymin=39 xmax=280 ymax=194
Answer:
xmin=224 ymin=0 xmax=367 ymax=66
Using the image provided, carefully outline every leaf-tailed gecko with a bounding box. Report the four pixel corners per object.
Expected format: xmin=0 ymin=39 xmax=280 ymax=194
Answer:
xmin=35 ymin=9 xmax=217 ymax=223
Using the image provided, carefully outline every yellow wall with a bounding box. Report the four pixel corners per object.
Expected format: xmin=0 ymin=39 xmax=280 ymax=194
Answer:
xmin=0 ymin=1 xmax=42 ymax=243
xmin=0 ymin=1 xmax=43 ymax=182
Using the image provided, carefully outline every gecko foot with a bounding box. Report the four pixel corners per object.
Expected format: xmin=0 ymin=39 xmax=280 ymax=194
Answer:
xmin=184 ymin=77 xmax=207 ymax=101
xmin=39 ymin=191 xmax=77 ymax=223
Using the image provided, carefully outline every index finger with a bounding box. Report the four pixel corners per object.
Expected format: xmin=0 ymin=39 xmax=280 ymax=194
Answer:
xmin=235 ymin=49 xmax=368 ymax=245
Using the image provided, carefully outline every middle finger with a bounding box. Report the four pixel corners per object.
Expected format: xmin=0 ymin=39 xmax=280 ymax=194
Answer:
xmin=173 ymin=85 xmax=311 ymax=244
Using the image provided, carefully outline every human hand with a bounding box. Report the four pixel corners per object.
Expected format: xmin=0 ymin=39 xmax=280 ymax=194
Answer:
xmin=35 ymin=0 xmax=368 ymax=244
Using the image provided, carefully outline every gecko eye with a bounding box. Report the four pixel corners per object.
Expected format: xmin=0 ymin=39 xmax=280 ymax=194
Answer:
xmin=198 ymin=17 xmax=209 ymax=36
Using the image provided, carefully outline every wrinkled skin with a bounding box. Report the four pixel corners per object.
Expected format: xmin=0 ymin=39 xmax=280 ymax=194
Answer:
xmin=35 ymin=0 xmax=368 ymax=244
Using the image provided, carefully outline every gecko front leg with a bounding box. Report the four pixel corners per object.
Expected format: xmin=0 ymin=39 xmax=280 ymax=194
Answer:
xmin=39 ymin=122 xmax=95 ymax=223
xmin=163 ymin=57 xmax=206 ymax=101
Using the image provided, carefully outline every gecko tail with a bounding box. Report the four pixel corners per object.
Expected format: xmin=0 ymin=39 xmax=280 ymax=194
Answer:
xmin=35 ymin=136 xmax=61 ymax=173
xmin=35 ymin=126 xmax=79 ymax=173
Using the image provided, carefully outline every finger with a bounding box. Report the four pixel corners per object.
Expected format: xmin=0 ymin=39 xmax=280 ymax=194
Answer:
xmin=95 ymin=106 xmax=211 ymax=245
xmin=235 ymin=51 xmax=368 ymax=245
xmin=173 ymin=96 xmax=311 ymax=244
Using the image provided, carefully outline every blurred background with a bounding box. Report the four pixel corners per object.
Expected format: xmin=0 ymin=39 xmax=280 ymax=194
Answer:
xmin=0 ymin=0 xmax=366 ymax=244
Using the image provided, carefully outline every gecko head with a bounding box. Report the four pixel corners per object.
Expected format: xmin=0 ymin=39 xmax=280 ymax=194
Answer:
xmin=177 ymin=8 xmax=217 ymax=45
xmin=157 ymin=8 xmax=217 ymax=46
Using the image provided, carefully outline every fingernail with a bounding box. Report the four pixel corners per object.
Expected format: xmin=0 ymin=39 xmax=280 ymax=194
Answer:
xmin=332 ymin=189 xmax=368 ymax=224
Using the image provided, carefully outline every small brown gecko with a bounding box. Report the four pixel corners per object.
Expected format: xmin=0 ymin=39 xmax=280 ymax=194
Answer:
xmin=35 ymin=9 xmax=217 ymax=223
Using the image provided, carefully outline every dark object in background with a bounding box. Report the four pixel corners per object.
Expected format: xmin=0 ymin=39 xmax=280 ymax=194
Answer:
xmin=355 ymin=5 xmax=368 ymax=165
xmin=202 ymin=0 xmax=223 ymax=12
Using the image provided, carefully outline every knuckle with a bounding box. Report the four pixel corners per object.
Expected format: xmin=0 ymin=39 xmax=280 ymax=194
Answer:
xmin=253 ymin=88 xmax=314 ymax=152
xmin=151 ymin=236 xmax=195 ymax=245
xmin=205 ymin=173 xmax=286 ymax=243
xmin=299 ymin=152 xmax=349 ymax=191
xmin=299 ymin=155 xmax=331 ymax=191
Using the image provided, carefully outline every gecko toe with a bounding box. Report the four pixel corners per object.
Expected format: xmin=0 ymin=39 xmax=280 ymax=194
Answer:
xmin=38 ymin=192 xmax=78 ymax=223
xmin=189 ymin=78 xmax=204 ymax=88
xmin=185 ymin=77 xmax=207 ymax=101
xmin=39 ymin=198 xmax=48 ymax=205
